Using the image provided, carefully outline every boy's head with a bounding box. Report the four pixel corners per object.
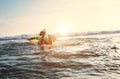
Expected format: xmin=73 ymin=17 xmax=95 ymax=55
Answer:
xmin=39 ymin=30 xmax=46 ymax=36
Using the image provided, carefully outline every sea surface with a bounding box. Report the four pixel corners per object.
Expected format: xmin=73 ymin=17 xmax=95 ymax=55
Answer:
xmin=0 ymin=33 xmax=120 ymax=79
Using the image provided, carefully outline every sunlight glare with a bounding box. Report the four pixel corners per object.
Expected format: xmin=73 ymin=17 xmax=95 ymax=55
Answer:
xmin=58 ymin=23 xmax=70 ymax=35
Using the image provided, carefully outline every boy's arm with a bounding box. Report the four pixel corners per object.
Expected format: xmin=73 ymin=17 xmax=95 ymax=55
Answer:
xmin=28 ymin=37 xmax=36 ymax=40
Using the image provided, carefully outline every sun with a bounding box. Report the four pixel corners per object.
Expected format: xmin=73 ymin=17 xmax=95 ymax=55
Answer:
xmin=59 ymin=26 xmax=68 ymax=34
xmin=58 ymin=23 xmax=70 ymax=35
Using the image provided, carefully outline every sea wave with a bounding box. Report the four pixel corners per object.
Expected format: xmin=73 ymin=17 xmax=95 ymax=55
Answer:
xmin=0 ymin=33 xmax=120 ymax=79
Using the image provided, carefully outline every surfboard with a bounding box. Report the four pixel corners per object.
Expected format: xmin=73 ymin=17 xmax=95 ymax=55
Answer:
xmin=28 ymin=35 xmax=39 ymax=45
xmin=28 ymin=34 xmax=56 ymax=50
xmin=28 ymin=36 xmax=51 ymax=46
xmin=28 ymin=38 xmax=50 ymax=50
xmin=29 ymin=38 xmax=39 ymax=45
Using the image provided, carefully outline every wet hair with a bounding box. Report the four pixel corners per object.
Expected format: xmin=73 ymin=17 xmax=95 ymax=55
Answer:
xmin=40 ymin=30 xmax=46 ymax=36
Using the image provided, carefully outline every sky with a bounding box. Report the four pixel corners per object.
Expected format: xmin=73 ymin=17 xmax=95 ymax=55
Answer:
xmin=0 ymin=0 xmax=120 ymax=36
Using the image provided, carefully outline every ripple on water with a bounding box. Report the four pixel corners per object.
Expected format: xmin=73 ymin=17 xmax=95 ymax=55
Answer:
xmin=1 ymin=34 xmax=120 ymax=79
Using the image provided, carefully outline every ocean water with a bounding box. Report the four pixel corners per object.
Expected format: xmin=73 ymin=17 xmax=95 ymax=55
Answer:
xmin=0 ymin=33 xmax=120 ymax=79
